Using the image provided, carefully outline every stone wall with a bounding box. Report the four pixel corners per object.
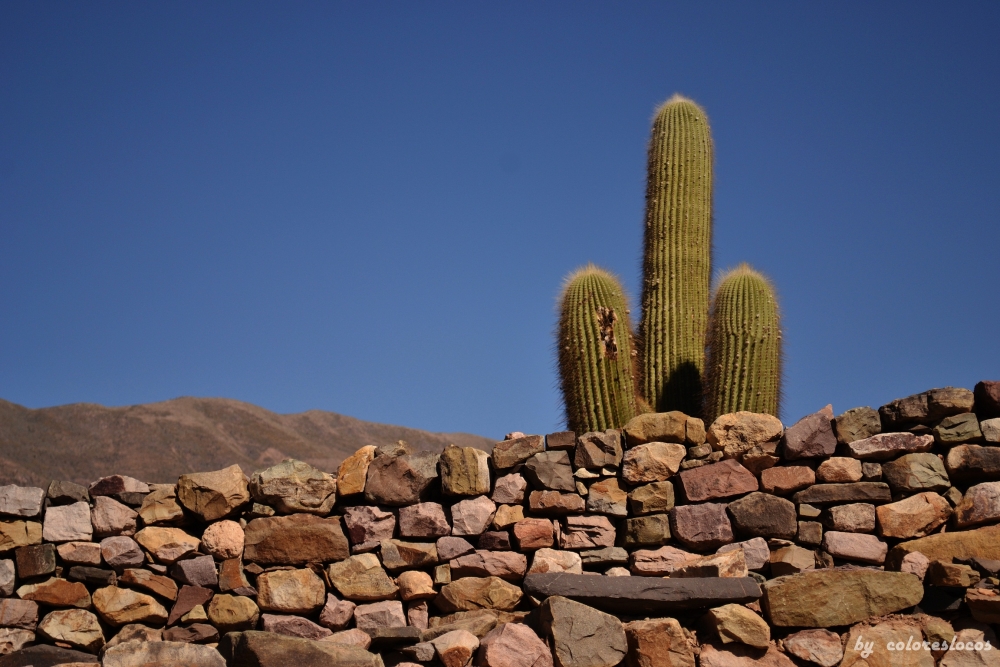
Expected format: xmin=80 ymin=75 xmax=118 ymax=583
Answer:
xmin=1 ymin=380 xmax=1000 ymax=667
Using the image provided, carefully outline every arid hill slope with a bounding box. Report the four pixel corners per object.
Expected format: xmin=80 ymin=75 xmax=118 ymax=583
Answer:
xmin=0 ymin=397 xmax=494 ymax=486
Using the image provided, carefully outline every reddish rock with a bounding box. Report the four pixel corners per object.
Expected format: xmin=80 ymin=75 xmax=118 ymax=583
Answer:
xmin=623 ymin=412 xmax=698 ymax=446
xmin=168 ymin=585 xmax=215 ymax=625
xmin=218 ymin=558 xmax=257 ymax=596
xmin=560 ymin=516 xmax=616 ymax=550
xmin=343 ymin=505 xmax=397 ymax=552
xmin=699 ymin=644 xmax=795 ymax=667
xmin=170 ymin=554 xmax=219 ymax=588
xmin=451 ymin=496 xmax=498 ymax=536
xmin=202 ymin=520 xmax=245 ymax=560
xmin=407 ymin=600 xmax=429 ymax=629
xmin=513 ymin=519 xmax=554 ymax=550
xmin=0 ymin=598 xmax=39 ymax=630
xmin=260 ymin=613 xmax=333 ymax=640
xmin=432 ymin=629 xmax=481 ymax=667
xmin=975 ymin=380 xmax=1000 ymax=420
xmin=318 ymin=593 xmax=356 ymax=630
xmin=954 ymin=481 xmax=1000 ymax=528
xmin=476 ymin=621 xmax=553 ymax=667
xmin=89 ymin=475 xmax=149 ymax=497
xmin=16 ymin=577 xmax=91 ymax=608
xmin=399 ymin=502 xmax=451 ymax=538
xmin=177 ymin=466 xmax=249 ymax=522
xmin=782 ymin=629 xmax=843 ymax=667
xmin=629 ymin=545 xmax=696 ymax=576
xmin=678 ymin=460 xmax=757 ymax=502
xmin=781 ymin=407 xmax=836 ymax=460
xmin=670 ymin=503 xmax=733 ymax=550
xmin=760 ymin=467 xmax=815 ymax=495
xmin=120 ymin=568 xmax=179 ymax=601
xmin=670 ymin=549 xmax=747 ymax=578
xmin=451 ymin=551 xmax=527 ymax=581
xmin=821 ymin=531 xmax=887 ymax=564
xmin=492 ymin=474 xmax=527 ymax=505
xmin=527 ymin=549 xmax=582 ymax=575
xmin=845 ymin=433 xmax=934 ymax=461
xmin=528 ymin=491 xmax=585 ymax=515
xmin=354 ymin=600 xmax=406 ymax=632
xmin=162 ymin=622 xmax=220 ymax=643
xmin=15 ymin=543 xmax=55 ymax=579
xmin=876 ymin=492 xmax=951 ymax=538
xmin=55 ymin=541 xmax=101 ymax=566
xmin=524 ymin=451 xmax=576 ymax=492
xmin=437 ymin=536 xmax=476 ymax=561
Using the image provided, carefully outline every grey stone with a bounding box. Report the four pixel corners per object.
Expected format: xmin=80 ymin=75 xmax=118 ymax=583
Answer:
xmin=365 ymin=452 xmax=439 ymax=506
xmin=834 ymin=407 xmax=881 ymax=445
xmin=933 ymin=413 xmax=983 ymax=445
xmin=538 ymin=596 xmax=625 ymax=667
xmin=726 ymin=493 xmax=797 ymax=540
xmin=861 ymin=462 xmax=882 ymax=481
xmin=525 ymin=573 xmax=761 ymax=614
xmin=882 ymin=453 xmax=951 ymax=493
xmin=524 ymin=451 xmax=576 ymax=493
xmin=573 ymin=430 xmax=623 ymax=469
xmin=0 ymin=486 xmax=45 ymax=519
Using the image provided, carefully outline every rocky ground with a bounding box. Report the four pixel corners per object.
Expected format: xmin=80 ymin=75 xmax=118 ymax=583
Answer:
xmin=0 ymin=380 xmax=999 ymax=667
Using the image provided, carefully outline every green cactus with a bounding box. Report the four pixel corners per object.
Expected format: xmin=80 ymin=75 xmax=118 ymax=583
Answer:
xmin=639 ymin=94 xmax=714 ymax=417
xmin=704 ymin=264 xmax=782 ymax=422
xmin=558 ymin=264 xmax=640 ymax=434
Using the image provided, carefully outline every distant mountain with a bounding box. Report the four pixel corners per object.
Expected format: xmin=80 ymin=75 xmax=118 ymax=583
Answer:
xmin=0 ymin=397 xmax=495 ymax=487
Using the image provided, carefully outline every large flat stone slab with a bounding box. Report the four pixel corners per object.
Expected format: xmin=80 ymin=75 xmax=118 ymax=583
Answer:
xmin=885 ymin=523 xmax=1000 ymax=569
xmin=761 ymin=570 xmax=923 ymax=627
xmin=522 ymin=573 xmax=760 ymax=614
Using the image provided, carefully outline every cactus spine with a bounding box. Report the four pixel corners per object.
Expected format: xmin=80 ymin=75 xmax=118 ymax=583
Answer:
xmin=704 ymin=264 xmax=782 ymax=422
xmin=558 ymin=265 xmax=640 ymax=434
xmin=639 ymin=94 xmax=713 ymax=417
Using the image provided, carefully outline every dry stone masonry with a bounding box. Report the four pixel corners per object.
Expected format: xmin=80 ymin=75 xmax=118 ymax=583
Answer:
xmin=1 ymin=380 xmax=1000 ymax=666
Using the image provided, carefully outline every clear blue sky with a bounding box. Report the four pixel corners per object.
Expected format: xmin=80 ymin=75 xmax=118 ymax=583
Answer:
xmin=2 ymin=3 xmax=998 ymax=440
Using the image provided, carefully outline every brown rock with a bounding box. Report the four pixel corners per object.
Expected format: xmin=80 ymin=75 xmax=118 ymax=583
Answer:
xmin=698 ymin=643 xmax=795 ymax=667
xmin=16 ymin=577 xmax=91 ymax=608
xmin=840 ymin=618 xmax=934 ymax=667
xmin=343 ymin=505 xmax=396 ymax=552
xmin=926 ymin=560 xmax=979 ymax=587
xmin=623 ymin=617 xmax=694 ymax=667
xmin=975 ymin=381 xmax=1000 ymax=419
xmin=573 ymin=430 xmax=623 ymax=469
xmin=965 ymin=588 xmax=1000 ymax=623
xmin=170 ymin=554 xmax=218 ymax=588
xmin=441 ymin=446 xmax=492 ymax=496
xmin=318 ymin=593 xmax=356 ymax=630
xmin=397 ymin=570 xmax=436 ymax=601
xmin=621 ymin=443 xmax=686 ymax=484
xmin=365 ymin=452 xmax=439 ymax=506
xmin=399 ymin=502 xmax=451 ymax=538
xmin=435 ymin=577 xmax=523 ymax=613
xmin=137 ymin=487 xmax=184 ymax=525
xmin=119 ymin=568 xmax=178 ymax=601
xmin=623 ymin=412 xmax=701 ymax=446
xmin=816 ymin=457 xmax=862 ymax=483
xmin=451 ymin=551 xmax=526 ymax=581
xmin=249 ymin=459 xmax=338 ymax=515
xmin=876 ymin=492 xmax=951 ymax=538
xmin=243 ymin=513 xmax=350 ymax=565
xmin=513 ymin=519 xmax=554 ymax=551
xmin=669 ymin=503 xmax=733 ymax=550
xmin=825 ymin=503 xmax=876 ymax=533
xmin=761 ymin=570 xmax=922 ymax=627
xmin=163 ymin=622 xmax=222 ymax=643
xmin=207 ymin=594 xmax=259 ymax=632
xmin=528 ymin=491 xmax=585 ymax=515
xmin=90 ymin=497 xmax=137 ymax=538
xmin=538 ymin=595 xmax=626 ymax=667
xmin=726 ymin=492 xmax=796 ymax=539
xmin=354 ymin=600 xmax=406 ymax=632
xmin=822 ymin=531 xmax=887 ymax=564
xmin=257 ymin=568 xmax=326 ymax=614
xmin=134 ymin=526 xmax=200 ymax=564
xmin=768 ymin=545 xmax=816 ymax=576
xmin=954 ymin=481 xmax=1000 ymax=527
xmin=629 ymin=545 xmax=696 ymax=576
xmin=0 ymin=523 xmax=41 ymax=560
xmin=677 ymin=460 xmax=757 ymax=502
xmin=89 ymin=475 xmax=149 ymax=497
xmin=492 ymin=435 xmax=545 ymax=469
xmin=92 ymin=586 xmax=169 ymax=626
xmin=492 ymin=474 xmax=527 ymax=505
xmin=524 ymin=451 xmax=576 ymax=492
xmin=327 ymin=553 xmax=398 ymax=601
xmin=15 ymin=543 xmax=55 ymax=579
xmin=477 ymin=622 xmax=554 ymax=667
xmin=882 ymin=453 xmax=951 ymax=494
xmin=526 ymin=549 xmax=581 ymax=575
xmin=623 ymin=515 xmax=671 ymax=548
xmin=451 ymin=496 xmax=497 ymax=536
xmin=945 ymin=444 xmax=1000 ymax=482
xmin=707 ymin=413 xmax=784 ymax=460
xmin=797 ymin=521 xmax=823 ymax=546
xmin=381 ymin=539 xmax=438 ymax=571
xmin=560 ymin=516 xmax=615 ymax=550
xmin=585 ymin=479 xmax=627 ymax=517
xmin=324 ymin=627 xmax=373 ymax=649
xmin=337 ymin=446 xmax=377 ymax=497
xmin=759 ymin=466 xmax=815 ymax=495
xmin=887 ymin=523 xmax=1000 ymax=568
xmin=492 ymin=505 xmax=524 ymax=529
xmin=177 ymin=465 xmax=249 ymax=521
xmin=792 ymin=482 xmax=891 ymax=505
xmin=705 ymin=603 xmax=769 ymax=649
xmin=670 ymin=549 xmax=747 ymax=578
xmin=37 ymin=608 xmax=104 ymax=652
xmin=782 ymin=629 xmax=843 ymax=667
xmin=627 ymin=482 xmax=675 ymax=515
xmin=845 ymin=433 xmax=935 ymax=460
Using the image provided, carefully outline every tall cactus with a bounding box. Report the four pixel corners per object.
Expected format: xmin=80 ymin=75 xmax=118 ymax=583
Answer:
xmin=639 ymin=94 xmax=713 ymax=417
xmin=704 ymin=264 xmax=782 ymax=422
xmin=558 ymin=264 xmax=640 ymax=434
